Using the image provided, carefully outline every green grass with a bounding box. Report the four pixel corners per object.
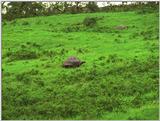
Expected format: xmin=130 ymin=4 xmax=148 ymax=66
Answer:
xmin=2 ymin=11 xmax=159 ymax=120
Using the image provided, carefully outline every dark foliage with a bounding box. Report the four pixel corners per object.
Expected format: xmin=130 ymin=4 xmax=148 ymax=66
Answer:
xmin=83 ymin=17 xmax=97 ymax=27
xmin=2 ymin=2 xmax=158 ymax=21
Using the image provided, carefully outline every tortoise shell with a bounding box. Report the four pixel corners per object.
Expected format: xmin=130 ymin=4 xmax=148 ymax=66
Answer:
xmin=63 ymin=57 xmax=85 ymax=68
xmin=114 ymin=25 xmax=128 ymax=30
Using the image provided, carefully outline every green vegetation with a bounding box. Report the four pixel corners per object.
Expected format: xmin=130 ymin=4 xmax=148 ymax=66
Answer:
xmin=2 ymin=2 xmax=158 ymax=21
xmin=2 ymin=11 xmax=159 ymax=120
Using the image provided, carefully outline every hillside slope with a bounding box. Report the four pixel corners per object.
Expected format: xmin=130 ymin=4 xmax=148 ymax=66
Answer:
xmin=2 ymin=11 xmax=159 ymax=120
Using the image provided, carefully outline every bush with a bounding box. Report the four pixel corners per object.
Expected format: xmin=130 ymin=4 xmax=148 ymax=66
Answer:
xmin=64 ymin=26 xmax=81 ymax=32
xmin=16 ymin=50 xmax=38 ymax=60
xmin=140 ymin=31 xmax=153 ymax=40
xmin=34 ymin=80 xmax=45 ymax=87
xmin=5 ymin=42 xmax=42 ymax=61
xmin=16 ymin=69 xmax=40 ymax=84
xmin=136 ymin=7 xmax=158 ymax=14
xmin=106 ymin=54 xmax=122 ymax=63
xmin=83 ymin=17 xmax=97 ymax=27
xmin=36 ymin=20 xmax=41 ymax=24
xmin=10 ymin=20 xmax=17 ymax=25
xmin=16 ymin=73 xmax=32 ymax=84
xmin=2 ymin=21 xmax=7 ymax=26
xmin=7 ymin=49 xmax=39 ymax=61
xmin=22 ymin=21 xmax=29 ymax=25
xmin=42 ymin=49 xmax=56 ymax=57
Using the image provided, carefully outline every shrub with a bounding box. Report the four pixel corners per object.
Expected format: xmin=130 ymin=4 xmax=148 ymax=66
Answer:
xmin=16 ymin=49 xmax=38 ymax=60
xmin=16 ymin=73 xmax=32 ymax=84
xmin=32 ymin=42 xmax=41 ymax=49
xmin=16 ymin=69 xmax=40 ymax=84
xmin=76 ymin=48 xmax=89 ymax=54
xmin=44 ymin=21 xmax=48 ymax=24
xmin=34 ymin=80 xmax=45 ymax=87
xmin=83 ymin=17 xmax=97 ymax=27
xmin=7 ymin=49 xmax=39 ymax=61
xmin=136 ymin=8 xmax=158 ymax=14
xmin=140 ymin=31 xmax=153 ymax=40
xmin=64 ymin=25 xmax=83 ymax=32
xmin=22 ymin=21 xmax=29 ymax=25
xmin=106 ymin=54 xmax=122 ymax=63
xmin=36 ymin=20 xmax=41 ymax=24
xmin=2 ymin=21 xmax=7 ymax=26
xmin=4 ymin=42 xmax=42 ymax=61
xmin=28 ymin=69 xmax=40 ymax=75
xmin=48 ymin=23 xmax=53 ymax=27
xmin=98 ymin=56 xmax=106 ymax=61
xmin=114 ymin=38 xmax=121 ymax=43
xmin=42 ymin=49 xmax=56 ymax=57
xmin=10 ymin=20 xmax=17 ymax=25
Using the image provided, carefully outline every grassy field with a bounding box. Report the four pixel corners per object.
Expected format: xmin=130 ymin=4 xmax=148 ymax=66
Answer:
xmin=2 ymin=11 xmax=159 ymax=120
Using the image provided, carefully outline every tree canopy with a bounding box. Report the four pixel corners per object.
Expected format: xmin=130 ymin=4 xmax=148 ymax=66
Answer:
xmin=2 ymin=2 xmax=158 ymax=21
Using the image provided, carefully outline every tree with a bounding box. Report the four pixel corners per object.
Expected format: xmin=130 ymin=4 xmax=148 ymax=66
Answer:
xmin=3 ymin=2 xmax=46 ymax=20
xmin=86 ymin=2 xmax=99 ymax=12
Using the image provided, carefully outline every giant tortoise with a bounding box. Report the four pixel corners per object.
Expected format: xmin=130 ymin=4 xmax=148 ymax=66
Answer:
xmin=62 ymin=56 xmax=85 ymax=68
